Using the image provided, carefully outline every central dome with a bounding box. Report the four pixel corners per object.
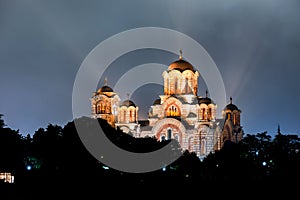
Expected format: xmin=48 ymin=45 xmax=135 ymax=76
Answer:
xmin=168 ymin=59 xmax=195 ymax=72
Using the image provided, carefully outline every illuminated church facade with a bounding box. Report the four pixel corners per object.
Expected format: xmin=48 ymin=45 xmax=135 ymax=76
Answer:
xmin=91 ymin=52 xmax=243 ymax=159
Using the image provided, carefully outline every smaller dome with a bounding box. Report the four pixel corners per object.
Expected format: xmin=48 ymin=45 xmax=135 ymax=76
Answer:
xmin=224 ymin=103 xmax=238 ymax=111
xmin=153 ymin=98 xmax=161 ymax=105
xmin=198 ymin=97 xmax=213 ymax=105
xmin=121 ymin=100 xmax=136 ymax=107
xmin=98 ymin=85 xmax=113 ymax=93
xmin=224 ymin=97 xmax=239 ymax=111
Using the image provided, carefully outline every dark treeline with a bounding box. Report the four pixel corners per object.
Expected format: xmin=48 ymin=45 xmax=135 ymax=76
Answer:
xmin=0 ymin=114 xmax=300 ymax=197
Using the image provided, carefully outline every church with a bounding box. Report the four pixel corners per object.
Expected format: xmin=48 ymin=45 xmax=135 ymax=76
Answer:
xmin=90 ymin=51 xmax=243 ymax=159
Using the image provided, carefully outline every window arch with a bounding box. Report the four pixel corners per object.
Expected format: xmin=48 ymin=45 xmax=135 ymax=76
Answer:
xmin=227 ymin=113 xmax=231 ymax=120
xmin=96 ymin=102 xmax=106 ymax=114
xmin=129 ymin=110 xmax=133 ymax=122
xmin=133 ymin=110 xmax=136 ymax=122
xmin=166 ymin=105 xmax=180 ymax=117
xmin=105 ymin=102 xmax=111 ymax=114
xmin=96 ymin=103 xmax=100 ymax=114
xmin=167 ymin=78 xmax=170 ymax=95
xmin=208 ymin=108 xmax=212 ymax=121
xmin=233 ymin=113 xmax=236 ymax=125
xmin=123 ymin=109 xmax=126 ymax=123
xmin=167 ymin=128 xmax=172 ymax=140
xmin=185 ymin=78 xmax=189 ymax=93
xmin=201 ymin=139 xmax=206 ymax=155
xmin=174 ymin=77 xmax=178 ymax=94
xmin=202 ymin=108 xmax=206 ymax=120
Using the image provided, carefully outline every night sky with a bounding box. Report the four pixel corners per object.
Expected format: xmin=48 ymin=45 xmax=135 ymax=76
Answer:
xmin=1 ymin=0 xmax=300 ymax=137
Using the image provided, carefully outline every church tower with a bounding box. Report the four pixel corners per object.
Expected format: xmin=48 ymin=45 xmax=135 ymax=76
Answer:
xmin=115 ymin=96 xmax=139 ymax=136
xmin=222 ymin=97 xmax=243 ymax=144
xmin=90 ymin=79 xmax=120 ymax=127
xmin=162 ymin=49 xmax=199 ymax=96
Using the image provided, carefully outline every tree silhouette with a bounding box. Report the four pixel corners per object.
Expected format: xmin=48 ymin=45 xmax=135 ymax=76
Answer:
xmin=0 ymin=114 xmax=5 ymax=128
xmin=0 ymin=114 xmax=24 ymax=184
xmin=1 ymin=114 xmax=300 ymax=195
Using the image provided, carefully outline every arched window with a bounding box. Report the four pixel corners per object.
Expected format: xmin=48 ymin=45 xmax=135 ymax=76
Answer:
xmin=208 ymin=108 xmax=212 ymax=121
xmin=96 ymin=102 xmax=106 ymax=114
xmin=167 ymin=105 xmax=180 ymax=117
xmin=123 ymin=110 xmax=126 ymax=123
xmin=161 ymin=135 xmax=166 ymax=141
xmin=101 ymin=103 xmax=105 ymax=114
xmin=133 ymin=110 xmax=136 ymax=122
xmin=167 ymin=128 xmax=172 ymax=140
xmin=106 ymin=102 xmax=111 ymax=114
xmin=202 ymin=108 xmax=206 ymax=120
xmin=185 ymin=78 xmax=189 ymax=94
xmin=201 ymin=139 xmax=206 ymax=155
xmin=174 ymin=77 xmax=177 ymax=94
xmin=233 ymin=114 xmax=236 ymax=125
xmin=227 ymin=113 xmax=231 ymax=120
xmin=129 ymin=110 xmax=132 ymax=122
xmin=171 ymin=106 xmax=174 ymax=116
xmin=96 ymin=103 xmax=100 ymax=114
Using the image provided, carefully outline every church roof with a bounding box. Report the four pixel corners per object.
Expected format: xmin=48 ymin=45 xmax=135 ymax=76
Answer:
xmin=198 ymin=97 xmax=214 ymax=105
xmin=224 ymin=97 xmax=240 ymax=111
xmin=97 ymin=85 xmax=114 ymax=93
xmin=187 ymin=112 xmax=197 ymax=118
xmin=121 ymin=100 xmax=136 ymax=107
xmin=152 ymin=98 xmax=161 ymax=105
xmin=168 ymin=59 xmax=195 ymax=72
xmin=224 ymin=103 xmax=239 ymax=111
xmin=180 ymin=119 xmax=195 ymax=130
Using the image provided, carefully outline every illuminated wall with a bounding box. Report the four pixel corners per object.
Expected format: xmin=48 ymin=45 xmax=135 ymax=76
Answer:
xmin=0 ymin=172 xmax=14 ymax=183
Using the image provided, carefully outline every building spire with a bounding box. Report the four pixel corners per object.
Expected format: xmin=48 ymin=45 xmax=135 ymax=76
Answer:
xmin=230 ymin=96 xmax=232 ymax=104
xmin=127 ymin=93 xmax=130 ymax=100
xmin=104 ymin=77 xmax=108 ymax=86
xmin=206 ymin=89 xmax=208 ymax=98
xmin=179 ymin=49 xmax=183 ymax=60
xmin=277 ymin=124 xmax=281 ymax=135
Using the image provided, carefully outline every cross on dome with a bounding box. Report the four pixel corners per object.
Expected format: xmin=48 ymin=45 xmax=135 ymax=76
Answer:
xmin=179 ymin=49 xmax=183 ymax=60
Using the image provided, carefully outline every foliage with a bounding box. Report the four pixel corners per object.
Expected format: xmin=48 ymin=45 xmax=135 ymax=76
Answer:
xmin=0 ymin=114 xmax=300 ymax=195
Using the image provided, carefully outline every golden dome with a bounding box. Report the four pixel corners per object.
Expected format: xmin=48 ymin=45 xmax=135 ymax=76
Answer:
xmin=167 ymin=49 xmax=194 ymax=72
xmin=168 ymin=59 xmax=195 ymax=72
xmin=97 ymin=85 xmax=113 ymax=93
xmin=167 ymin=49 xmax=195 ymax=72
